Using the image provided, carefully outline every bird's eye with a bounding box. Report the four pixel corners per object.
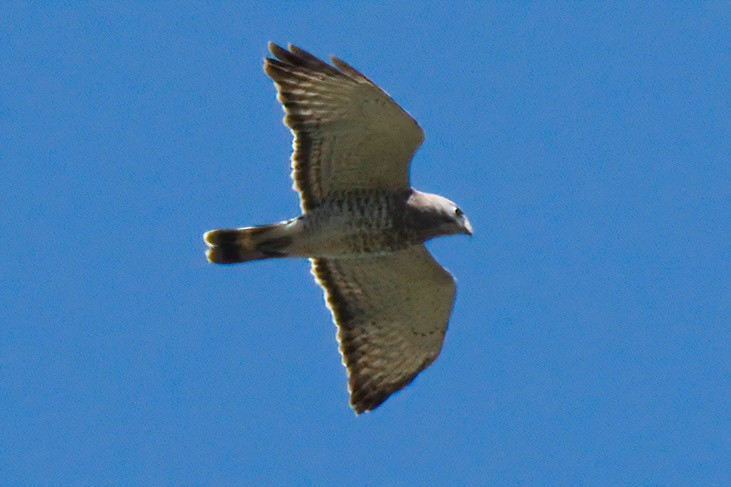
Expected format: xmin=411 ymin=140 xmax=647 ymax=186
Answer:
xmin=455 ymin=208 xmax=464 ymax=217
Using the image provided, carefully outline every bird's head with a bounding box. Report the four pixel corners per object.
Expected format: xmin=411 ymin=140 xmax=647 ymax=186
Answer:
xmin=408 ymin=191 xmax=472 ymax=238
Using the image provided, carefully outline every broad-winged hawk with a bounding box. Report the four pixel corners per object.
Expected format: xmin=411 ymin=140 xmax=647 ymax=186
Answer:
xmin=205 ymin=43 xmax=472 ymax=414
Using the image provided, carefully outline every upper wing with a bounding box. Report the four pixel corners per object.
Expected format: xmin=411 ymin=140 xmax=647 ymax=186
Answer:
xmin=311 ymin=246 xmax=457 ymax=414
xmin=265 ymin=43 xmax=425 ymax=212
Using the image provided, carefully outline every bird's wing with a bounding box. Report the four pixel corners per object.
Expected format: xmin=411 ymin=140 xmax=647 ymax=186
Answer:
xmin=311 ymin=245 xmax=456 ymax=414
xmin=265 ymin=43 xmax=425 ymax=212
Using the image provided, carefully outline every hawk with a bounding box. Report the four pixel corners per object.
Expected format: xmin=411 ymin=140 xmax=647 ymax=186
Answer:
xmin=205 ymin=43 xmax=472 ymax=414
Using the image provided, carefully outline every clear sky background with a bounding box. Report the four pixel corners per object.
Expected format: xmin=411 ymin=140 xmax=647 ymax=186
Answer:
xmin=2 ymin=3 xmax=729 ymax=485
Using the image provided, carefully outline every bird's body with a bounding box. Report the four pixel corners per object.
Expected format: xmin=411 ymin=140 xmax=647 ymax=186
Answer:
xmin=207 ymin=189 xmax=466 ymax=261
xmin=205 ymin=43 xmax=471 ymax=413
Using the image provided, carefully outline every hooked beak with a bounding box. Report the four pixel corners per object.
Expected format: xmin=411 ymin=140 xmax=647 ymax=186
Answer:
xmin=462 ymin=216 xmax=473 ymax=236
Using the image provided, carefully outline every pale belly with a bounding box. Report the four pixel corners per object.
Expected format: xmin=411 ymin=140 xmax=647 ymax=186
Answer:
xmin=284 ymin=202 xmax=415 ymax=258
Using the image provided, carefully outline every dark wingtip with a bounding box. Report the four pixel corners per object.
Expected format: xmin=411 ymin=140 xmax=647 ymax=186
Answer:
xmin=267 ymin=41 xmax=287 ymax=59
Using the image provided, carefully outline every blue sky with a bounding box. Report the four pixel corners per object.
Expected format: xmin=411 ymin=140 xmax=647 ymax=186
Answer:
xmin=2 ymin=3 xmax=729 ymax=485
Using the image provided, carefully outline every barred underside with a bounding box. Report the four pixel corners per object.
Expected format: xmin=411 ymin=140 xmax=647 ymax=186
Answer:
xmin=311 ymin=246 xmax=456 ymax=414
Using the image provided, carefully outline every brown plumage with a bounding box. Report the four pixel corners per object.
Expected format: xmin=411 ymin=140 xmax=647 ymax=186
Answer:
xmin=204 ymin=43 xmax=471 ymax=414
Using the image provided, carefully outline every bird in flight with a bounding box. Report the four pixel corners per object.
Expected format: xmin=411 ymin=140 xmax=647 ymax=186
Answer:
xmin=205 ymin=43 xmax=472 ymax=414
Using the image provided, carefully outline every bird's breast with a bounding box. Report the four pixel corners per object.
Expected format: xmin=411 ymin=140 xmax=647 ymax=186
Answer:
xmin=294 ymin=191 xmax=417 ymax=257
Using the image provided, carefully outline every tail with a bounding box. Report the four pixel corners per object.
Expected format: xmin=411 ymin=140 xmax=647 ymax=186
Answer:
xmin=204 ymin=223 xmax=293 ymax=264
